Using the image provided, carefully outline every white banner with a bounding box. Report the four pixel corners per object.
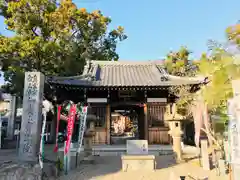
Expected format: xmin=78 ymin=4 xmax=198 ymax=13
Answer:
xmin=77 ymin=106 xmax=88 ymax=153
xmin=39 ymin=111 xmax=47 ymax=169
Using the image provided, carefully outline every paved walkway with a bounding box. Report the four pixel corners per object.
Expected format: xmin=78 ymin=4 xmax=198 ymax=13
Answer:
xmin=59 ymin=156 xmax=229 ymax=180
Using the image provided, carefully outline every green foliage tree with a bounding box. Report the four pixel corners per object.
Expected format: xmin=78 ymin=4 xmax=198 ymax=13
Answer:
xmin=164 ymin=46 xmax=198 ymax=116
xmin=226 ymin=23 xmax=240 ymax=44
xmin=0 ymin=0 xmax=127 ymax=95
xmin=164 ymin=46 xmax=236 ymax=153
xmin=165 ymin=46 xmax=195 ymax=76
xmin=195 ymin=42 xmax=240 ymax=156
xmin=200 ymin=42 xmax=240 ymax=108
xmin=197 ymin=42 xmax=240 ymax=136
xmin=165 ymin=44 xmax=240 ymax=118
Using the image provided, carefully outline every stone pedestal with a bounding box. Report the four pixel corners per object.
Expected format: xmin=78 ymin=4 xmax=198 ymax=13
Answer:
xmin=172 ymin=135 xmax=182 ymax=161
xmin=232 ymin=164 xmax=240 ymax=180
xmin=200 ymin=140 xmax=210 ymax=170
xmin=121 ymin=155 xmax=155 ymax=172
xmin=168 ymin=121 xmax=183 ymax=162
xmin=18 ymin=72 xmax=44 ymax=162
xmin=218 ymin=159 xmax=226 ymax=175
xmin=83 ymin=121 xmax=96 ymax=163
xmin=122 ymin=140 xmax=155 ymax=172
xmin=83 ymin=136 xmax=94 ymax=162
xmin=64 ymin=142 xmax=74 ymax=173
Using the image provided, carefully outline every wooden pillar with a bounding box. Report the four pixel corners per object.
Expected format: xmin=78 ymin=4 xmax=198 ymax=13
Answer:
xmin=106 ymin=104 xmax=111 ymax=144
xmin=144 ymin=103 xmax=148 ymax=141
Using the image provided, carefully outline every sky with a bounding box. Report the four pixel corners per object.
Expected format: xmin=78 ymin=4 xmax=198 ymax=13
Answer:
xmin=0 ymin=0 xmax=240 ymax=84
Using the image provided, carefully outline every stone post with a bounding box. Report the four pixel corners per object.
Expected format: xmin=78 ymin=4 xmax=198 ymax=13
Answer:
xmin=18 ymin=72 xmax=44 ymax=162
xmin=168 ymin=121 xmax=183 ymax=162
xmin=172 ymin=132 xmax=183 ymax=161
xmin=200 ymin=139 xmax=210 ymax=170
xmin=7 ymin=95 xmax=17 ymax=140
xmin=232 ymin=165 xmax=240 ymax=180
xmin=84 ymin=135 xmax=93 ymax=157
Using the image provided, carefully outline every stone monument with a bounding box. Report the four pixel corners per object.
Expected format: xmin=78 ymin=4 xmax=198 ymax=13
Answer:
xmin=126 ymin=140 xmax=148 ymax=155
xmin=228 ymin=79 xmax=240 ymax=180
xmin=18 ymin=72 xmax=44 ymax=162
xmin=121 ymin=140 xmax=155 ymax=172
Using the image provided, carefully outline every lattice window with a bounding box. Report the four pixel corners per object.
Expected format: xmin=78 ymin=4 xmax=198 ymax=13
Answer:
xmin=148 ymin=104 xmax=166 ymax=127
xmin=90 ymin=105 xmax=106 ymax=127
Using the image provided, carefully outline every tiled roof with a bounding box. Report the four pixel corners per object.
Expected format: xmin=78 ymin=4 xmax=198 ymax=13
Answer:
xmin=48 ymin=60 xmax=205 ymax=87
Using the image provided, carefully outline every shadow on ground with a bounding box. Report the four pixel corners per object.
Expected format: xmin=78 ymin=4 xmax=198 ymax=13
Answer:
xmin=2 ymin=143 xmax=213 ymax=180
xmin=155 ymin=155 xmax=177 ymax=169
xmin=58 ymin=155 xmax=178 ymax=180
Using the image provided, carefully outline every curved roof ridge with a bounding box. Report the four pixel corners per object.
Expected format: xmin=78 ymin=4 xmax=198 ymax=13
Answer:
xmin=167 ymin=74 xmax=206 ymax=82
xmin=90 ymin=60 xmax=162 ymax=65
xmin=47 ymin=59 xmax=206 ymax=87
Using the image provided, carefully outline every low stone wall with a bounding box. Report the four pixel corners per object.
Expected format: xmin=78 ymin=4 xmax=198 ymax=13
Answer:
xmin=0 ymin=162 xmax=41 ymax=180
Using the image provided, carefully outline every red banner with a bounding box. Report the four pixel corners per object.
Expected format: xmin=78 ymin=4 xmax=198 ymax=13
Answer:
xmin=64 ymin=104 xmax=77 ymax=155
xmin=54 ymin=105 xmax=62 ymax=152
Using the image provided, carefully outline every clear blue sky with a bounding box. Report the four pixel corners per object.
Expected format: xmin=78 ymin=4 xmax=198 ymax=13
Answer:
xmin=74 ymin=0 xmax=239 ymax=60
xmin=0 ymin=0 xmax=240 ymax=83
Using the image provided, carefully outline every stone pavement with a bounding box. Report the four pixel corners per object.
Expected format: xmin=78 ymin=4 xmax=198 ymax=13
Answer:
xmin=0 ymin=149 xmax=18 ymax=164
xmin=59 ymin=156 xmax=229 ymax=180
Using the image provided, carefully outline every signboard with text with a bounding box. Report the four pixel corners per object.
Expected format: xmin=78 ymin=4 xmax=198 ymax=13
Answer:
xmin=126 ymin=140 xmax=148 ymax=155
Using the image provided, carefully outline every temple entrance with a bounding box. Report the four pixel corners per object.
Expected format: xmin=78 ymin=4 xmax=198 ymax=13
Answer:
xmin=110 ymin=104 xmax=144 ymax=144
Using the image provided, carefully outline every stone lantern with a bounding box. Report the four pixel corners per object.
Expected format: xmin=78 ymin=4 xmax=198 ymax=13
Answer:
xmin=83 ymin=113 xmax=96 ymax=163
xmin=164 ymin=103 xmax=184 ymax=162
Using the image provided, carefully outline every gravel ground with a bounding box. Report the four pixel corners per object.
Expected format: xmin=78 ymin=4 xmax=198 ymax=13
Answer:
xmin=0 ymin=145 xmax=229 ymax=180
xmin=58 ymin=156 xmax=229 ymax=180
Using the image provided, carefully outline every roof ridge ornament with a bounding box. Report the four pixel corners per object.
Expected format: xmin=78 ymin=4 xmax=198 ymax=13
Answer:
xmin=154 ymin=64 xmax=169 ymax=81
xmin=82 ymin=59 xmax=92 ymax=75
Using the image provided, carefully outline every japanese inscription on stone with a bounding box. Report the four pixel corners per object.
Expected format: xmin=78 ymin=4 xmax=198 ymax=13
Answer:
xmin=19 ymin=72 xmax=44 ymax=161
xmin=228 ymin=96 xmax=240 ymax=165
xmin=23 ymin=74 xmax=38 ymax=153
xmin=229 ymin=80 xmax=240 ymax=180
xmin=126 ymin=140 xmax=148 ymax=155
